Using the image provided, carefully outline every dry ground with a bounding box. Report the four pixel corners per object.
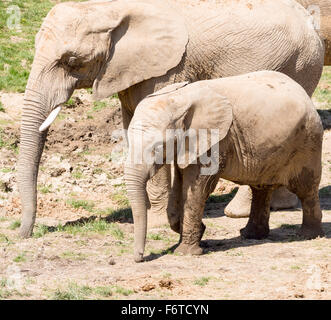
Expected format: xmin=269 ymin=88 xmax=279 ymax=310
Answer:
xmin=0 ymin=88 xmax=330 ymax=300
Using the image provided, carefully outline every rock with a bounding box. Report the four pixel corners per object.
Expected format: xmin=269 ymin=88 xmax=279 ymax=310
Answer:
xmin=51 ymin=168 xmax=66 ymax=177
xmin=141 ymin=283 xmax=156 ymax=292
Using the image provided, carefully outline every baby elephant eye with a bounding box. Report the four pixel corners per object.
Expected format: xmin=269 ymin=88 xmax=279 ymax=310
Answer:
xmin=68 ymin=56 xmax=78 ymax=67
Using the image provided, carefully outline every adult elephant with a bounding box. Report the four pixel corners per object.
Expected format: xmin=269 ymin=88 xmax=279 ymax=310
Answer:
xmin=225 ymin=0 xmax=331 ymax=218
xmin=17 ymin=0 xmax=324 ymax=238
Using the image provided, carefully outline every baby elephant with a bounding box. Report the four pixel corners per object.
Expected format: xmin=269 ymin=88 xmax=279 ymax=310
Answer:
xmin=124 ymin=71 xmax=324 ymax=262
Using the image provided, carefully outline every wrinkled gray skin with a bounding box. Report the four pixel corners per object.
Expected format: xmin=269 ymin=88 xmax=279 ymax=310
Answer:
xmin=124 ymin=71 xmax=324 ymax=262
xmin=18 ymin=0 xmax=324 ymax=238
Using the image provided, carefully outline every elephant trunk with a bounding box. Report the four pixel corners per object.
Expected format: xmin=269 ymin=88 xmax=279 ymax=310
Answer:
xmin=124 ymin=165 xmax=150 ymax=262
xmin=18 ymin=91 xmax=48 ymax=238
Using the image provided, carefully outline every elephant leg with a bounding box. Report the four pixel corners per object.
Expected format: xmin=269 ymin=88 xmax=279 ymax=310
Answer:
xmin=224 ymin=185 xmax=252 ymax=218
xmin=175 ymin=166 xmax=219 ymax=255
xmin=240 ymin=186 xmax=273 ymax=239
xmin=298 ymin=191 xmax=324 ymax=239
xmin=225 ymin=186 xmax=298 ymax=218
xmin=270 ymin=187 xmax=298 ymax=210
xmin=146 ymin=164 xmax=171 ymax=227
xmin=288 ymin=173 xmax=324 ymax=239
xmin=167 ymin=163 xmax=183 ymax=233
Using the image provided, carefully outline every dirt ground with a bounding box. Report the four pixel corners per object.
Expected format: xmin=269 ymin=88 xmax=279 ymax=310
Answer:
xmin=0 ymin=89 xmax=330 ymax=300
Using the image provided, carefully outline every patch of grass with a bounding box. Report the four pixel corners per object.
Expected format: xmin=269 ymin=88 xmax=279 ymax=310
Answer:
xmin=51 ymin=283 xmax=93 ymax=300
xmin=60 ymin=251 xmax=87 ymax=261
xmin=113 ymin=286 xmax=133 ymax=297
xmin=58 ymin=219 xmax=124 ymax=239
xmin=313 ymin=66 xmax=331 ymax=109
xmin=0 ymin=233 xmax=12 ymax=244
xmin=38 ymin=184 xmax=52 ymax=194
xmin=92 ymin=101 xmax=108 ymax=112
xmin=290 ymin=265 xmax=301 ymax=270
xmin=9 ymin=220 xmax=21 ymax=230
xmin=194 ymin=277 xmax=211 ymax=286
xmin=147 ymin=233 xmax=164 ymax=241
xmin=1 ymin=168 xmax=13 ymax=173
xmin=94 ymin=286 xmax=113 ymax=298
xmin=33 ymin=224 xmax=51 ymax=238
xmin=50 ymin=283 xmax=120 ymax=300
xmin=71 ymin=168 xmax=84 ymax=180
xmin=66 ymin=199 xmax=95 ymax=212
xmin=110 ymin=190 xmax=130 ymax=207
xmin=0 ymin=101 xmax=5 ymax=112
xmin=109 ymin=223 xmax=124 ymax=240
xmin=13 ymin=252 xmax=26 ymax=263
xmin=92 ymin=168 xmax=103 ymax=175
xmin=0 ymin=0 xmax=84 ymax=92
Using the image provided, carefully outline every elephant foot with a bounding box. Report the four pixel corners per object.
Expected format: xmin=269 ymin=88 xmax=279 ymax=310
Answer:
xmin=270 ymin=187 xmax=298 ymax=211
xmin=297 ymin=225 xmax=324 ymax=240
xmin=175 ymin=242 xmax=204 ymax=256
xmin=224 ymin=185 xmax=252 ymax=218
xmin=19 ymin=221 xmax=34 ymax=238
xmin=240 ymin=223 xmax=269 ymax=240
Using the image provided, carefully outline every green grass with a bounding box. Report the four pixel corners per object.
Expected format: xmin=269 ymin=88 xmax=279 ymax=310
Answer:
xmin=66 ymin=199 xmax=95 ymax=212
xmin=194 ymin=277 xmax=211 ymax=286
xmin=9 ymin=220 xmax=21 ymax=230
xmin=0 ymin=0 xmax=84 ymax=92
xmin=58 ymin=219 xmax=124 ymax=239
xmin=38 ymin=184 xmax=52 ymax=194
xmin=13 ymin=252 xmax=26 ymax=263
xmin=50 ymin=282 xmax=131 ymax=300
xmin=313 ymin=66 xmax=331 ymax=109
xmin=92 ymin=101 xmax=108 ymax=112
xmin=0 ymin=101 xmax=5 ymax=112
xmin=60 ymin=251 xmax=87 ymax=261
xmin=71 ymin=168 xmax=84 ymax=180
xmin=147 ymin=233 xmax=164 ymax=241
xmin=33 ymin=224 xmax=50 ymax=238
xmin=51 ymin=283 xmax=93 ymax=300
xmin=110 ymin=191 xmax=130 ymax=207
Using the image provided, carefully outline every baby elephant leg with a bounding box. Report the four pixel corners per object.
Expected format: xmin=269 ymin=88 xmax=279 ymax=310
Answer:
xmin=288 ymin=166 xmax=324 ymax=239
xmin=175 ymin=166 xmax=218 ymax=256
xmin=167 ymin=164 xmax=183 ymax=234
xmin=240 ymin=187 xmax=273 ymax=239
xmin=298 ymin=190 xmax=324 ymax=239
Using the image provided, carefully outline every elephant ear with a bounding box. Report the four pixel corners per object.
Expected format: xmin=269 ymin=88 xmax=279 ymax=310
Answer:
xmin=169 ymin=83 xmax=233 ymax=169
xmin=92 ymin=1 xmax=188 ymax=100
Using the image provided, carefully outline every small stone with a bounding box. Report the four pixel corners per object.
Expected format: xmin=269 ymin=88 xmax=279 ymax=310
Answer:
xmin=108 ymin=258 xmax=116 ymax=265
xmin=51 ymin=168 xmax=66 ymax=177
xmin=141 ymin=283 xmax=156 ymax=292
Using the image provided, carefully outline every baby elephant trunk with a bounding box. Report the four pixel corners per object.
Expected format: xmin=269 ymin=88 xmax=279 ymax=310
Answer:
xmin=124 ymin=165 xmax=150 ymax=262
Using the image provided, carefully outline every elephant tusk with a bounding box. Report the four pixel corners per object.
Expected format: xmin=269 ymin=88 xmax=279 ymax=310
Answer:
xmin=39 ymin=106 xmax=62 ymax=132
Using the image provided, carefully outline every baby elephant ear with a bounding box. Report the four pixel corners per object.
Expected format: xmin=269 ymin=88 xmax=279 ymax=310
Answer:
xmin=176 ymin=84 xmax=233 ymax=169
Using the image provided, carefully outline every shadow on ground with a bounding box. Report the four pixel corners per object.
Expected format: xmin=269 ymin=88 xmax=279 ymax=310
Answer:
xmin=317 ymin=109 xmax=331 ymax=130
xmin=144 ymin=222 xmax=331 ymax=262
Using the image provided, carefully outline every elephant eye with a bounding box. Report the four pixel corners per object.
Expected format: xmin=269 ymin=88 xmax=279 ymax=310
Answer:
xmin=68 ymin=56 xmax=78 ymax=67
